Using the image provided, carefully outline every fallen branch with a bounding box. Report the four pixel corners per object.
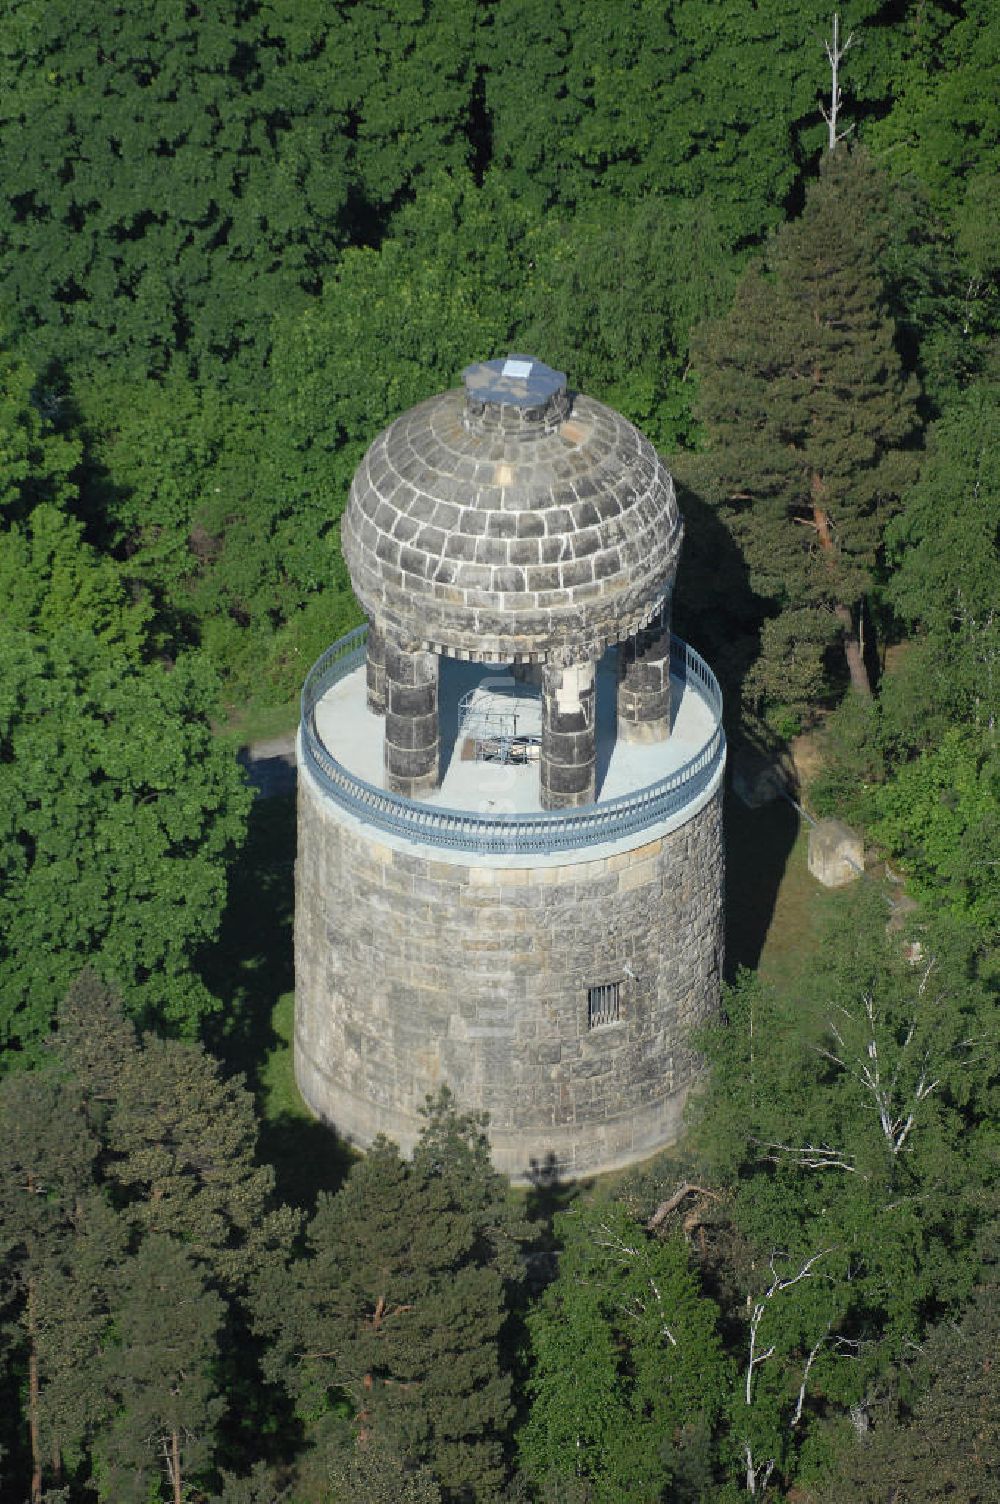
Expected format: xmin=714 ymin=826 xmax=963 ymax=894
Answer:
xmin=647 ymin=1182 xmax=721 ymax=1232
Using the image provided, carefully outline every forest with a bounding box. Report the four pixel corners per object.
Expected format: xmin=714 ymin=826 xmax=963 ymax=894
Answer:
xmin=0 ymin=0 xmax=997 ymax=1499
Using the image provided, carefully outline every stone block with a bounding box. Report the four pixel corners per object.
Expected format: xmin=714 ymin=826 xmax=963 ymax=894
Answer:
xmin=808 ymin=819 xmax=864 ymax=887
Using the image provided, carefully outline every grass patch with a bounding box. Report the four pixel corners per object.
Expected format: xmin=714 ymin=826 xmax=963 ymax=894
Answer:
xmin=259 ymin=990 xmax=302 ymax=1122
xmin=726 ymin=792 xmax=861 ymax=992
xmin=216 ymin=698 xmax=300 ymax=751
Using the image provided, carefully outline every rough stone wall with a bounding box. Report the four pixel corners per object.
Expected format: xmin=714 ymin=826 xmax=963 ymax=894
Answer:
xmin=341 ymin=390 xmax=683 ymax=665
xmin=294 ymin=768 xmax=724 ymax=1181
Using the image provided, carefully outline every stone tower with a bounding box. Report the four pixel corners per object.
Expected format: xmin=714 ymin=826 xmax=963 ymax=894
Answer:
xmin=295 ymin=357 xmax=725 ymax=1180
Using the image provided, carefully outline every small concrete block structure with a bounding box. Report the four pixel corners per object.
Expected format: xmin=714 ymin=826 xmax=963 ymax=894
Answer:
xmin=295 ymin=355 xmax=727 ymax=1181
xmin=808 ymin=818 xmax=864 ymax=887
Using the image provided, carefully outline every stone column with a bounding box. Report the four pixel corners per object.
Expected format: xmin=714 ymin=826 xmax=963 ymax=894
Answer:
xmin=617 ymin=611 xmax=672 ymax=742
xmin=384 ymin=637 xmax=439 ymax=797
xmin=365 ymin=618 xmax=386 ymax=715
xmin=540 ymin=659 xmax=596 ymax=809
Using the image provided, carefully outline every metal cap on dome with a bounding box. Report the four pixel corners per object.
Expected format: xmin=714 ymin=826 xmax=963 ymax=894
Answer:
xmin=462 ymin=355 xmax=566 ymax=408
xmin=462 ymin=355 xmax=569 ymax=436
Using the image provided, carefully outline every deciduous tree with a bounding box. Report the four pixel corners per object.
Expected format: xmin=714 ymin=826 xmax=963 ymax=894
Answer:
xmin=0 ymin=625 xmax=250 ymax=1056
xmin=518 ymin=1200 xmax=728 ymax=1503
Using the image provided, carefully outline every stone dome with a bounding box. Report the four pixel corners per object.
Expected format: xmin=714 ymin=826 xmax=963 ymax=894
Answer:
xmin=341 ymin=356 xmax=683 ymax=664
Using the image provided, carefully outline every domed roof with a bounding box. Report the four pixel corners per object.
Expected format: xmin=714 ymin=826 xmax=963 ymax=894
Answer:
xmin=341 ymin=357 xmax=683 ymax=664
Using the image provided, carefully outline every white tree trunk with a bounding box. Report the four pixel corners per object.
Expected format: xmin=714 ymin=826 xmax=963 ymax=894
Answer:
xmin=821 ymin=14 xmax=855 ymax=151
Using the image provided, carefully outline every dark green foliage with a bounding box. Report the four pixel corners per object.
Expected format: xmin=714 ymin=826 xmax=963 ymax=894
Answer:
xmin=688 ymin=148 xmax=920 ymax=717
xmin=0 ymin=339 xmax=80 ymax=525
xmin=105 ymin=1034 xmax=299 ymax=1293
xmin=0 ymin=978 xmax=295 ymax=1500
xmin=869 ymin=0 xmax=1000 ymax=236
xmin=521 ymin=196 xmax=738 ymax=451
xmin=0 ymin=1069 xmax=110 ymax=1496
xmin=882 ymin=380 xmax=1000 ymax=745
xmin=95 ymin=1234 xmax=225 ymax=1504
xmin=0 ymin=1 xmax=350 ymax=387
xmin=482 ymin=0 xmax=909 ymax=241
xmin=819 ymin=1286 xmax=1000 ymax=1504
xmin=263 ymin=1091 xmax=525 ymax=1502
xmin=0 ymin=0 xmax=481 ymax=390
xmin=329 ymin=0 xmax=479 ymax=221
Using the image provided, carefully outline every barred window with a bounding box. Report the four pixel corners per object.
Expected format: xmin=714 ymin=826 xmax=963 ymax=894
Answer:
xmin=587 ymin=981 xmax=621 ymax=1029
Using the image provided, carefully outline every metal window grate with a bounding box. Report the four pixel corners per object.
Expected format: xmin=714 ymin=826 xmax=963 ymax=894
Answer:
xmin=588 ymin=982 xmax=621 ymax=1029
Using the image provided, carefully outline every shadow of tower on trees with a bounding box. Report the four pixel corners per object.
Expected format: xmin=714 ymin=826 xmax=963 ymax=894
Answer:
xmin=671 ymin=481 xmax=799 ymax=978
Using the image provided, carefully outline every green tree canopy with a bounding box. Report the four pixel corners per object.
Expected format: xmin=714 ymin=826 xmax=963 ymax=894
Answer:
xmin=95 ymin=1234 xmax=226 ymax=1504
xmin=482 ymin=0 xmax=907 ymax=240
xmin=262 ymin=1092 xmax=525 ymax=1502
xmin=0 ymin=1068 xmax=108 ymax=1500
xmin=818 ymin=1284 xmax=1000 ymax=1504
xmin=687 ymin=148 xmax=920 ymax=717
xmin=0 ymin=0 xmax=352 ymax=386
xmin=882 ymin=380 xmax=1000 ymax=745
xmin=0 ymin=627 xmax=250 ymax=1056
xmin=518 ymin=1199 xmax=728 ymax=1504
xmin=688 ymin=887 xmax=998 ymax=1491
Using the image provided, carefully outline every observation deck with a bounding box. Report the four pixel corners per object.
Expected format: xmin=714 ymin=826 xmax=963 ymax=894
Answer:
xmin=299 ymin=625 xmax=725 ymax=860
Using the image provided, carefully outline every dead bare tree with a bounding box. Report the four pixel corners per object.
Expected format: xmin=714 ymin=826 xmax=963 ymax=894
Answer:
xmin=740 ymin=1248 xmax=834 ymax=1497
xmin=750 ymin=1138 xmax=861 ymax=1175
xmin=821 ymin=14 xmax=855 ymax=151
xmin=815 ymin=961 xmax=948 ymax=1157
xmin=744 ymin=1442 xmax=775 ymax=1499
xmin=594 ymin=1219 xmax=681 ymax=1346
xmin=745 ymin=1248 xmax=832 ymax=1405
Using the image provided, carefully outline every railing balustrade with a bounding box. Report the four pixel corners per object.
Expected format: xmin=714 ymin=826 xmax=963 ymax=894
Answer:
xmin=299 ymin=627 xmax=725 ymax=854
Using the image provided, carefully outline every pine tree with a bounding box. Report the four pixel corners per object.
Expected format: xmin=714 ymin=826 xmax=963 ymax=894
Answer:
xmin=328 ymin=1445 xmax=444 ymax=1504
xmin=263 ymin=1092 xmax=525 ymax=1503
xmin=0 ymin=1068 xmax=113 ymax=1501
xmin=105 ymin=1032 xmax=297 ymax=1294
xmin=96 ymin=1234 xmax=225 ymax=1504
xmin=820 ymin=1285 xmax=1000 ymax=1504
xmin=688 ymin=148 xmax=920 ymax=715
xmin=41 ymin=978 xmax=296 ymax=1496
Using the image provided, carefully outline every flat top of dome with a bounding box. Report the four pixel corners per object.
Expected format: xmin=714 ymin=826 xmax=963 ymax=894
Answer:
xmin=462 ymin=355 xmax=566 ymax=409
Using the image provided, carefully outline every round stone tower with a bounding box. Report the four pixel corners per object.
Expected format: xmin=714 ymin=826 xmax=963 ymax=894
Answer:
xmin=295 ymin=357 xmax=725 ymax=1180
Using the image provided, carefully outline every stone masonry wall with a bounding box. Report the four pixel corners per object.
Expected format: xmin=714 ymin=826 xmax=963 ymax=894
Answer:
xmin=294 ymin=769 xmax=724 ymax=1181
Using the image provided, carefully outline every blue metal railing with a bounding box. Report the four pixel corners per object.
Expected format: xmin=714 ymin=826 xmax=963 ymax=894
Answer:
xmin=299 ymin=626 xmax=725 ymax=855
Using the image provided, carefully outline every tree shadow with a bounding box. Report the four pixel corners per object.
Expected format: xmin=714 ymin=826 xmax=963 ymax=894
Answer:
xmin=520 ymin=1154 xmax=587 ymax=1292
xmin=257 ymin=1110 xmax=357 ymax=1212
xmin=523 ymin=1153 xmax=582 ymax=1237
xmin=200 ymin=793 xmax=295 ymax=1092
xmin=199 ymin=790 xmax=359 ymax=1207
